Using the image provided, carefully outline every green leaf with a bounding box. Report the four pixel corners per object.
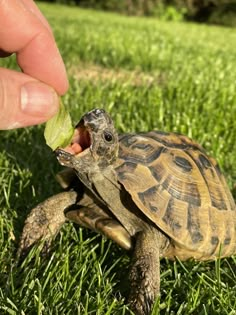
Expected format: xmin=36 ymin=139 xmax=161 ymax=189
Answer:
xmin=44 ymin=100 xmax=74 ymax=150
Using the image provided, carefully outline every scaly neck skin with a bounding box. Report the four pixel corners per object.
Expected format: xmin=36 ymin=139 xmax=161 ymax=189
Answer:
xmin=84 ymin=165 xmax=144 ymax=237
xmin=57 ymin=149 xmax=144 ymax=237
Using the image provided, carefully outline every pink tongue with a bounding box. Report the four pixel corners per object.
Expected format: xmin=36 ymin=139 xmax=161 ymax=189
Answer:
xmin=63 ymin=143 xmax=83 ymax=155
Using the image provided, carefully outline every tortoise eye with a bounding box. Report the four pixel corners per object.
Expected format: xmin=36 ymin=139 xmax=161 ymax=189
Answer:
xmin=103 ymin=131 xmax=113 ymax=143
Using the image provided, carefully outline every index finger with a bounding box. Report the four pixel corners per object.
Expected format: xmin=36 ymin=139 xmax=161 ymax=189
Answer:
xmin=0 ymin=0 xmax=68 ymax=95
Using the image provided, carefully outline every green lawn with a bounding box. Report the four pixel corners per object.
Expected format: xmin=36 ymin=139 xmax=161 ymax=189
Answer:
xmin=1 ymin=2 xmax=236 ymax=314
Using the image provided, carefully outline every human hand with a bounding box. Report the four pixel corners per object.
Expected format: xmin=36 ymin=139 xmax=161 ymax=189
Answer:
xmin=0 ymin=0 xmax=69 ymax=130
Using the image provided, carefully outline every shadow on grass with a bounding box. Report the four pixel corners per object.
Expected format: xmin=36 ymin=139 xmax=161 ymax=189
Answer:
xmin=0 ymin=127 xmax=61 ymax=241
xmin=0 ymin=127 xmax=131 ymax=300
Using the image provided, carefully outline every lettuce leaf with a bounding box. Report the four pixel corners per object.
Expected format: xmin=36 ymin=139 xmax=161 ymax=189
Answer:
xmin=44 ymin=100 xmax=74 ymax=150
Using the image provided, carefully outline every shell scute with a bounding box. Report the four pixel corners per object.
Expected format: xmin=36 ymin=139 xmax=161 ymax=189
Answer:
xmin=174 ymin=156 xmax=193 ymax=172
xmin=116 ymin=131 xmax=236 ymax=259
xmin=119 ymin=133 xmax=165 ymax=165
xmin=162 ymin=198 xmax=183 ymax=231
xmin=187 ymin=204 xmax=204 ymax=245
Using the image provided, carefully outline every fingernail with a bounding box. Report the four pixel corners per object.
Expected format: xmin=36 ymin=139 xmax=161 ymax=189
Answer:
xmin=21 ymin=81 xmax=59 ymax=117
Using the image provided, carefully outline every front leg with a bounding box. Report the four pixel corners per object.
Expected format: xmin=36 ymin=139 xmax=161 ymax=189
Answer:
xmin=129 ymin=228 xmax=167 ymax=315
xmin=18 ymin=191 xmax=78 ymax=256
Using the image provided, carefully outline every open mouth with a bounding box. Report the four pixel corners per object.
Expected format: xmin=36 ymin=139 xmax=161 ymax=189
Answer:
xmin=62 ymin=122 xmax=91 ymax=156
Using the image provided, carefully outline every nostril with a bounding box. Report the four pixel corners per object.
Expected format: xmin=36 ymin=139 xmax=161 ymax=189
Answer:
xmin=94 ymin=108 xmax=105 ymax=116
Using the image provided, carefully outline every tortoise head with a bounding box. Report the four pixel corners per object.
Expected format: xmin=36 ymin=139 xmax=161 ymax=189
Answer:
xmin=55 ymin=109 xmax=119 ymax=172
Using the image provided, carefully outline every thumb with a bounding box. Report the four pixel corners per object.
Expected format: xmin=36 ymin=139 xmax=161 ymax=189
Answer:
xmin=0 ymin=68 xmax=59 ymax=130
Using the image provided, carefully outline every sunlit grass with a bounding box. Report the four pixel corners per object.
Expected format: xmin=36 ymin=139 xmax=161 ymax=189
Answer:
xmin=0 ymin=2 xmax=236 ymax=314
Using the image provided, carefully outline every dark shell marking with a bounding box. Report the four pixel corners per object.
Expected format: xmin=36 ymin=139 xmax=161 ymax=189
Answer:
xmin=174 ymin=156 xmax=193 ymax=172
xmin=116 ymin=131 xmax=236 ymax=260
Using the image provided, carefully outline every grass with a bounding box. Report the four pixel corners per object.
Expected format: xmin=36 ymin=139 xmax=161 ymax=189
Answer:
xmin=1 ymin=2 xmax=236 ymax=314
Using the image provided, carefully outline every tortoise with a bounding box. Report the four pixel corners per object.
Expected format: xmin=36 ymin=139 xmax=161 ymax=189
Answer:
xmin=19 ymin=108 xmax=236 ymax=315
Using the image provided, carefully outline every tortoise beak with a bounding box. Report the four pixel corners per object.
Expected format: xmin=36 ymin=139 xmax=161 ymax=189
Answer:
xmin=55 ymin=149 xmax=74 ymax=167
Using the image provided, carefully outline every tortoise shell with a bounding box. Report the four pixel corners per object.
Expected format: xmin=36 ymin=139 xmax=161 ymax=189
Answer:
xmin=114 ymin=130 xmax=236 ymax=260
